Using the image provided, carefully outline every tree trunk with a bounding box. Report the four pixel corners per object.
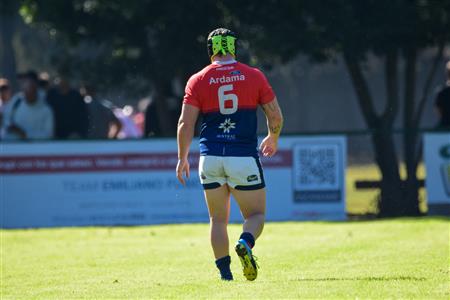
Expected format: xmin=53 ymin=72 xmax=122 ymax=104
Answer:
xmin=402 ymin=48 xmax=422 ymax=216
xmin=0 ymin=1 xmax=18 ymax=89
xmin=344 ymin=52 xmax=405 ymax=217
xmin=371 ymin=122 xmax=404 ymax=217
xmin=404 ymin=150 xmax=421 ymax=216
xmin=404 ymin=44 xmax=445 ymax=216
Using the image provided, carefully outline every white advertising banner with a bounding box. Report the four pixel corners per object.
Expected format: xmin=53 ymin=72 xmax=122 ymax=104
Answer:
xmin=0 ymin=136 xmax=346 ymax=228
xmin=424 ymin=133 xmax=450 ymax=204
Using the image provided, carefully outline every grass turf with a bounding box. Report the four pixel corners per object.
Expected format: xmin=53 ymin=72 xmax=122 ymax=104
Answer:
xmin=1 ymin=217 xmax=449 ymax=299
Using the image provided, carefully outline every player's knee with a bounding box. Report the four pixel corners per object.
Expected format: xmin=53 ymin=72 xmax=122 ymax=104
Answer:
xmin=210 ymin=216 xmax=228 ymax=225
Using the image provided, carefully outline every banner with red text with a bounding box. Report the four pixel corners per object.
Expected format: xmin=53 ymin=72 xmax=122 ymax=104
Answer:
xmin=0 ymin=136 xmax=346 ymax=228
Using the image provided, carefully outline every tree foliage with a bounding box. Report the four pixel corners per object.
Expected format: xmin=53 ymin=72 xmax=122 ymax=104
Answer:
xmin=13 ymin=0 xmax=450 ymax=215
xmin=19 ymin=0 xmax=229 ymax=134
xmin=20 ymin=0 xmax=223 ymax=84
xmin=225 ymin=0 xmax=450 ymax=216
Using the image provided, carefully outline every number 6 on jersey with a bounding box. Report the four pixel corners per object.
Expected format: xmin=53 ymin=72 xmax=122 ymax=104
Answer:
xmin=218 ymin=84 xmax=238 ymax=115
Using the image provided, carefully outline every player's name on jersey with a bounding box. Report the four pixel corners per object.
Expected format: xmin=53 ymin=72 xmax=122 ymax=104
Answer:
xmin=209 ymin=74 xmax=246 ymax=85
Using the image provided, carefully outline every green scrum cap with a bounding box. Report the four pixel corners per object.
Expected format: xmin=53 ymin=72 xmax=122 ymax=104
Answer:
xmin=207 ymin=28 xmax=238 ymax=59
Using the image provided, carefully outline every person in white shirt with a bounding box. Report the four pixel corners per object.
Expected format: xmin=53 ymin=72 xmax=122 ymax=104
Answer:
xmin=1 ymin=71 xmax=54 ymax=140
xmin=0 ymin=78 xmax=13 ymax=133
xmin=0 ymin=78 xmax=12 ymax=108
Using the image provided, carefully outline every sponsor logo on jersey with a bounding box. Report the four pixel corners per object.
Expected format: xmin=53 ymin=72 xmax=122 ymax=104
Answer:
xmin=218 ymin=118 xmax=236 ymax=133
xmin=209 ymin=74 xmax=246 ymax=85
xmin=216 ymin=66 xmax=234 ymax=71
xmin=230 ymin=70 xmax=241 ymax=75
xmin=247 ymin=175 xmax=259 ymax=182
xmin=216 ymin=134 xmax=236 ymax=140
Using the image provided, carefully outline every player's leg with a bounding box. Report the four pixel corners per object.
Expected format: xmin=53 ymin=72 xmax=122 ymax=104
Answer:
xmin=225 ymin=157 xmax=266 ymax=281
xmin=230 ymin=187 xmax=266 ymax=243
xmin=204 ymin=185 xmax=231 ymax=260
xmin=199 ymin=156 xmax=233 ymax=280
xmin=230 ymin=187 xmax=265 ymax=281
xmin=205 ymin=185 xmax=233 ymax=280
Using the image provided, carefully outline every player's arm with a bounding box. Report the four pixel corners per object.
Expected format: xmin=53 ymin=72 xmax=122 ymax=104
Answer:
xmin=176 ymin=103 xmax=200 ymax=185
xmin=260 ymin=97 xmax=283 ymax=157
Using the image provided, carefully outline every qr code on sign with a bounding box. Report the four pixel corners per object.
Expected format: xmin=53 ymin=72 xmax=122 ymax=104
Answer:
xmin=292 ymin=144 xmax=340 ymax=190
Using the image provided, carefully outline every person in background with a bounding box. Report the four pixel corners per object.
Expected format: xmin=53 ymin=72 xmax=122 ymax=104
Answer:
xmin=80 ymin=84 xmax=122 ymax=139
xmin=144 ymin=99 xmax=162 ymax=137
xmin=46 ymin=77 xmax=89 ymax=139
xmin=0 ymin=78 xmax=12 ymax=110
xmin=113 ymin=105 xmax=142 ymax=139
xmin=435 ymin=61 xmax=450 ymax=130
xmin=0 ymin=78 xmax=12 ymax=107
xmin=0 ymin=78 xmax=13 ymax=139
xmin=38 ymin=72 xmax=51 ymax=92
xmin=133 ymin=110 xmax=145 ymax=136
xmin=0 ymin=71 xmax=54 ymax=140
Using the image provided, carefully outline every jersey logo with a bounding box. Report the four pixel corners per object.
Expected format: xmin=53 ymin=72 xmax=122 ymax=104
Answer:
xmin=247 ymin=175 xmax=259 ymax=182
xmin=216 ymin=66 xmax=234 ymax=71
xmin=209 ymin=74 xmax=246 ymax=85
xmin=218 ymin=118 xmax=236 ymax=133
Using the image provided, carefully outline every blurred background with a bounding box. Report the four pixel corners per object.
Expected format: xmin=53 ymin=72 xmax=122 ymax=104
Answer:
xmin=1 ymin=0 xmax=450 ymax=219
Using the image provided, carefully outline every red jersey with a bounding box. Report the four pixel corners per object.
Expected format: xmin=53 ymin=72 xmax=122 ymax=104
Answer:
xmin=183 ymin=60 xmax=275 ymax=156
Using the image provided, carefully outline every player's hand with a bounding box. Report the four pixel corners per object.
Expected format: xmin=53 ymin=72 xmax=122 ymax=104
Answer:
xmin=176 ymin=158 xmax=190 ymax=185
xmin=259 ymin=135 xmax=278 ymax=157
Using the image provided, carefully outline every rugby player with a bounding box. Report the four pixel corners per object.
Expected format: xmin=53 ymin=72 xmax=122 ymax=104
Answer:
xmin=176 ymin=28 xmax=283 ymax=281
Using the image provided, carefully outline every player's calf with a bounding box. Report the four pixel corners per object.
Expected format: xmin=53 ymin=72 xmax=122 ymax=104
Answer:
xmin=242 ymin=213 xmax=265 ymax=239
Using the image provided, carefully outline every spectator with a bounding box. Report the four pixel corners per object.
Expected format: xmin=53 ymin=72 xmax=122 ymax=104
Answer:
xmin=0 ymin=78 xmax=13 ymax=137
xmin=38 ymin=72 xmax=51 ymax=92
xmin=133 ymin=110 xmax=145 ymax=136
xmin=114 ymin=105 xmax=142 ymax=139
xmin=144 ymin=99 xmax=162 ymax=137
xmin=0 ymin=71 xmax=54 ymax=140
xmin=0 ymin=78 xmax=12 ymax=107
xmin=46 ymin=77 xmax=89 ymax=139
xmin=80 ymin=84 xmax=122 ymax=139
xmin=0 ymin=78 xmax=12 ymax=111
xmin=435 ymin=61 xmax=450 ymax=130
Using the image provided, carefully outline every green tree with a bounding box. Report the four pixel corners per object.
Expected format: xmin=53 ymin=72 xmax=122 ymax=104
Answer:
xmin=16 ymin=0 xmax=450 ymax=216
xmin=19 ymin=0 xmax=224 ymax=136
xmin=0 ymin=0 xmax=20 ymax=89
xmin=225 ymin=0 xmax=450 ymax=216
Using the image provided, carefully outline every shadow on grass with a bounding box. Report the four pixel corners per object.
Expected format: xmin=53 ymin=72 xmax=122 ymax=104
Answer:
xmin=296 ymin=276 xmax=427 ymax=282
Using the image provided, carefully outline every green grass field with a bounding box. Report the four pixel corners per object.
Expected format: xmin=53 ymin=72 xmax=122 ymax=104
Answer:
xmin=2 ymin=218 xmax=449 ymax=299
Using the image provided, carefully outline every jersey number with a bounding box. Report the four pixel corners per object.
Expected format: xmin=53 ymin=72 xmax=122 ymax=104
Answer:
xmin=218 ymin=84 xmax=238 ymax=115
